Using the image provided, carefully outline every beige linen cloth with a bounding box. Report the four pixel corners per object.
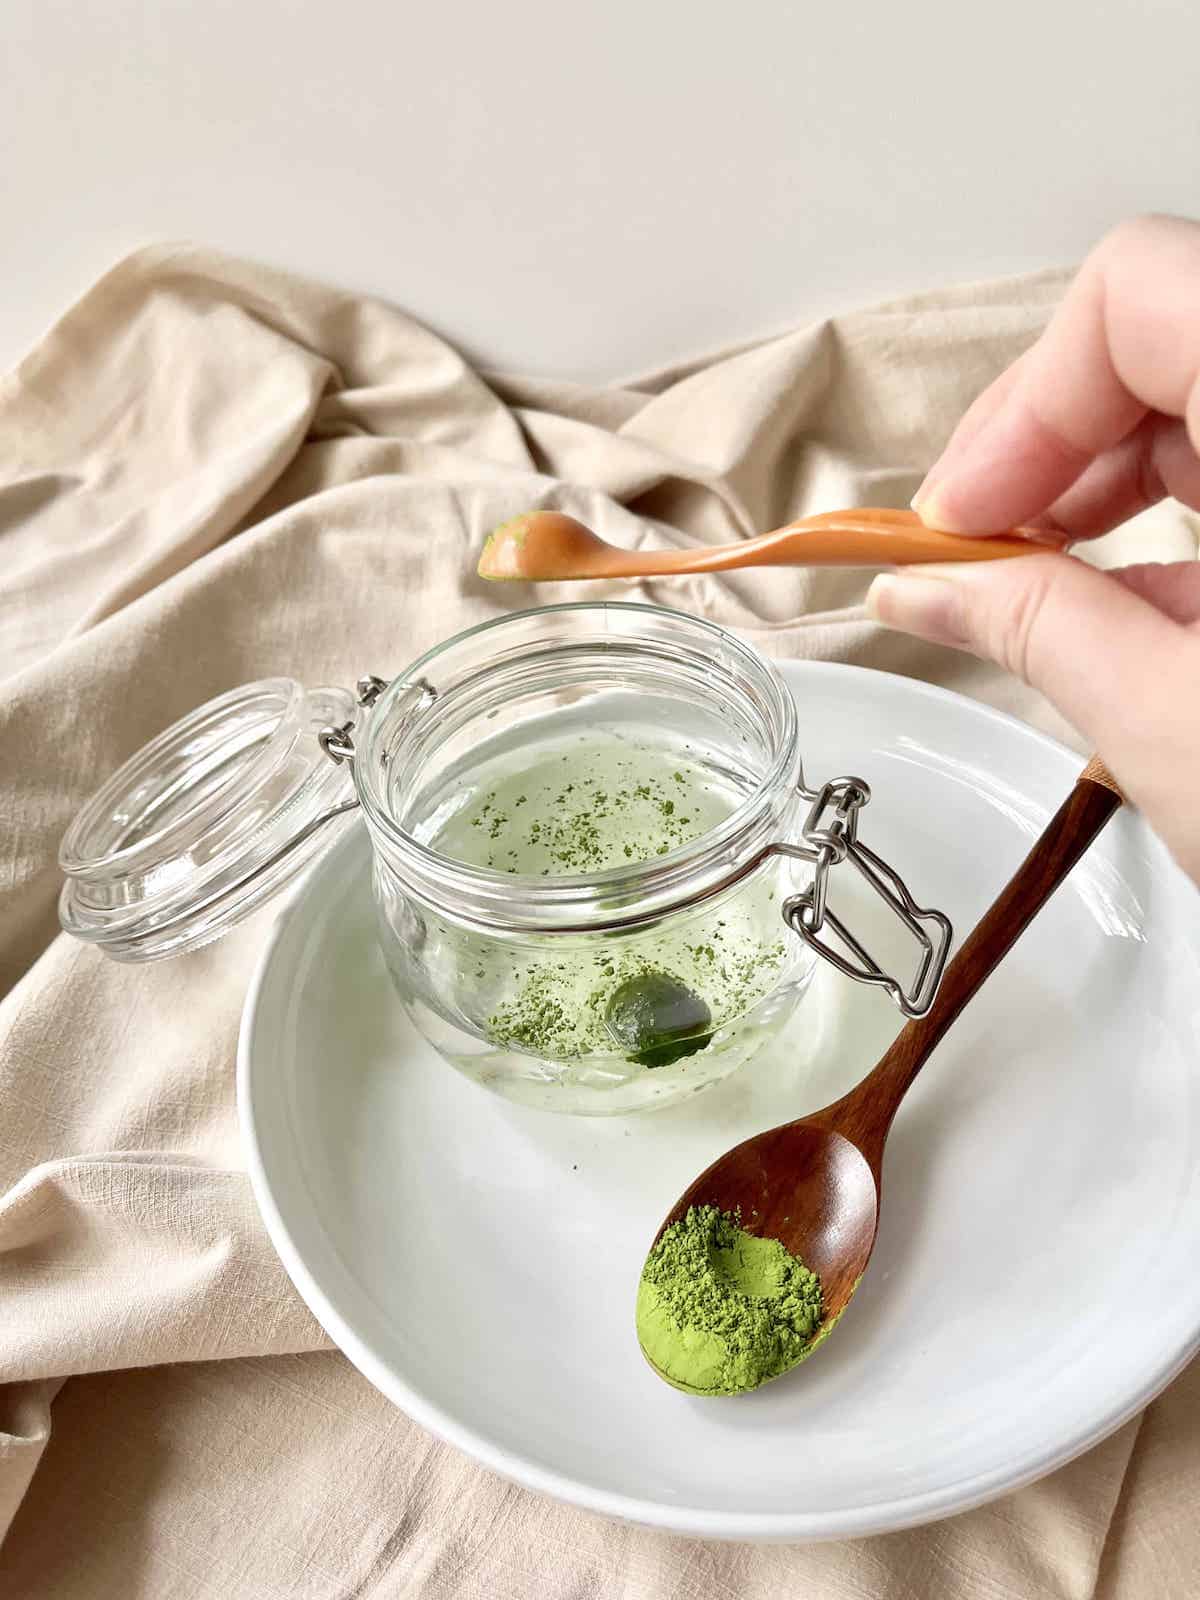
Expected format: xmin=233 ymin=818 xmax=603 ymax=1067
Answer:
xmin=2 ymin=245 xmax=1198 ymax=1600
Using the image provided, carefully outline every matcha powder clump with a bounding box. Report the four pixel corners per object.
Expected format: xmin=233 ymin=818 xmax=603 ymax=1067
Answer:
xmin=637 ymin=1205 xmax=823 ymax=1395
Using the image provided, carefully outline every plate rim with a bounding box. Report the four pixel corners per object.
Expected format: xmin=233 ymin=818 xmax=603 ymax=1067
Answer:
xmin=237 ymin=658 xmax=1200 ymax=1541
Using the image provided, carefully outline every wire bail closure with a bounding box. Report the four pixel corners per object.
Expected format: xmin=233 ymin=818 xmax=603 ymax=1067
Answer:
xmin=317 ymin=674 xmax=439 ymax=767
xmin=781 ymin=769 xmax=952 ymax=1019
xmin=318 ymin=675 xmax=392 ymax=765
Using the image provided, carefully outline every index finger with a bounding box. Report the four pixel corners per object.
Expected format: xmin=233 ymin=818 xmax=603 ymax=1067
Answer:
xmin=916 ymin=214 xmax=1200 ymax=533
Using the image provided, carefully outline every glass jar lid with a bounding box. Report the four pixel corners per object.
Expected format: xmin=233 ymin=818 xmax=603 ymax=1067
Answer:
xmin=59 ymin=677 xmax=358 ymax=963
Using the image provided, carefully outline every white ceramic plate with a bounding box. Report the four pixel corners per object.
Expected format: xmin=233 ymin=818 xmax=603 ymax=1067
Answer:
xmin=238 ymin=662 xmax=1200 ymax=1541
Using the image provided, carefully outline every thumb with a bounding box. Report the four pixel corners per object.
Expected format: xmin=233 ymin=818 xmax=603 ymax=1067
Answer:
xmin=865 ymin=553 xmax=1200 ymax=861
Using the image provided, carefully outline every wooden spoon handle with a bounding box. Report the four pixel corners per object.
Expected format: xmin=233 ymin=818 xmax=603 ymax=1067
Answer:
xmin=640 ymin=513 xmax=1038 ymax=576
xmin=839 ymin=757 xmax=1124 ymax=1151
xmin=738 ymin=518 xmax=1036 ymax=569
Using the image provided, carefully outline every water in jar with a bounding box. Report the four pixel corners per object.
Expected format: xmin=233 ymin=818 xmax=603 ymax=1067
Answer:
xmin=379 ymin=699 xmax=813 ymax=1115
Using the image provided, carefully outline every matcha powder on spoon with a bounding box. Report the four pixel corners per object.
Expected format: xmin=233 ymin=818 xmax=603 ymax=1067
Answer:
xmin=637 ymin=1205 xmax=824 ymax=1395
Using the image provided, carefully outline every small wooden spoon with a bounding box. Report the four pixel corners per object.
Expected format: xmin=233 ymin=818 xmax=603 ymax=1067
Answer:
xmin=641 ymin=756 xmax=1124 ymax=1394
xmin=479 ymin=508 xmax=1042 ymax=582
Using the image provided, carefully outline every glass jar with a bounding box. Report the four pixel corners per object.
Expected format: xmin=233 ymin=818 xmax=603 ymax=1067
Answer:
xmin=59 ymin=603 xmax=951 ymax=1117
xmin=358 ymin=605 xmax=815 ymax=1112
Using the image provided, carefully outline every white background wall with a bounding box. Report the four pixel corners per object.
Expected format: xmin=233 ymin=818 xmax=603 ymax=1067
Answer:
xmin=4 ymin=0 xmax=1199 ymax=382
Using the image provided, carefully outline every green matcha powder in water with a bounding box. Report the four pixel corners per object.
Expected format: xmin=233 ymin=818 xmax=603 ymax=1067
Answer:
xmin=426 ymin=731 xmax=789 ymax=1088
xmin=637 ymin=1205 xmax=824 ymax=1395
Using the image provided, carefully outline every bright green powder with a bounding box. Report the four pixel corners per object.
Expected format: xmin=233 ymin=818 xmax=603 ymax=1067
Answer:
xmin=637 ymin=1205 xmax=823 ymax=1395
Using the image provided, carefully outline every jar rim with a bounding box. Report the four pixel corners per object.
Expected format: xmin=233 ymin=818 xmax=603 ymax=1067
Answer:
xmin=353 ymin=602 xmax=800 ymax=931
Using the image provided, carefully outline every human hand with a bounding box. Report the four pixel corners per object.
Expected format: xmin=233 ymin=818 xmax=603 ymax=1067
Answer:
xmin=865 ymin=214 xmax=1200 ymax=886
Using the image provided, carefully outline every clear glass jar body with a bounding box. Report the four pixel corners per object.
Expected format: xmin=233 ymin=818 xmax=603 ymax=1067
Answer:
xmin=357 ymin=604 xmax=818 ymax=1115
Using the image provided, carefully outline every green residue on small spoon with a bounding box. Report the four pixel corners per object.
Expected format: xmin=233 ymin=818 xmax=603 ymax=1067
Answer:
xmin=637 ymin=1205 xmax=824 ymax=1396
xmin=478 ymin=515 xmax=533 ymax=582
xmin=485 ymin=515 xmax=529 ymax=547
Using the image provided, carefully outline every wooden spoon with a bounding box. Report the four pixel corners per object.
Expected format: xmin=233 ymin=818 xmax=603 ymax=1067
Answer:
xmin=641 ymin=755 xmax=1124 ymax=1394
xmin=479 ymin=508 xmax=1042 ymax=582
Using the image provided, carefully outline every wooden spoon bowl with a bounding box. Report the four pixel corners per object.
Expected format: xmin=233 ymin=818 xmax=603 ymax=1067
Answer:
xmin=664 ymin=1123 xmax=880 ymax=1329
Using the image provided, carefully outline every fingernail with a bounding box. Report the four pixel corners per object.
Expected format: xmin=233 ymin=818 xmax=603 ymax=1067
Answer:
xmin=910 ymin=475 xmax=938 ymax=514
xmin=910 ymin=481 xmax=970 ymax=534
xmin=864 ymin=571 xmax=971 ymax=649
